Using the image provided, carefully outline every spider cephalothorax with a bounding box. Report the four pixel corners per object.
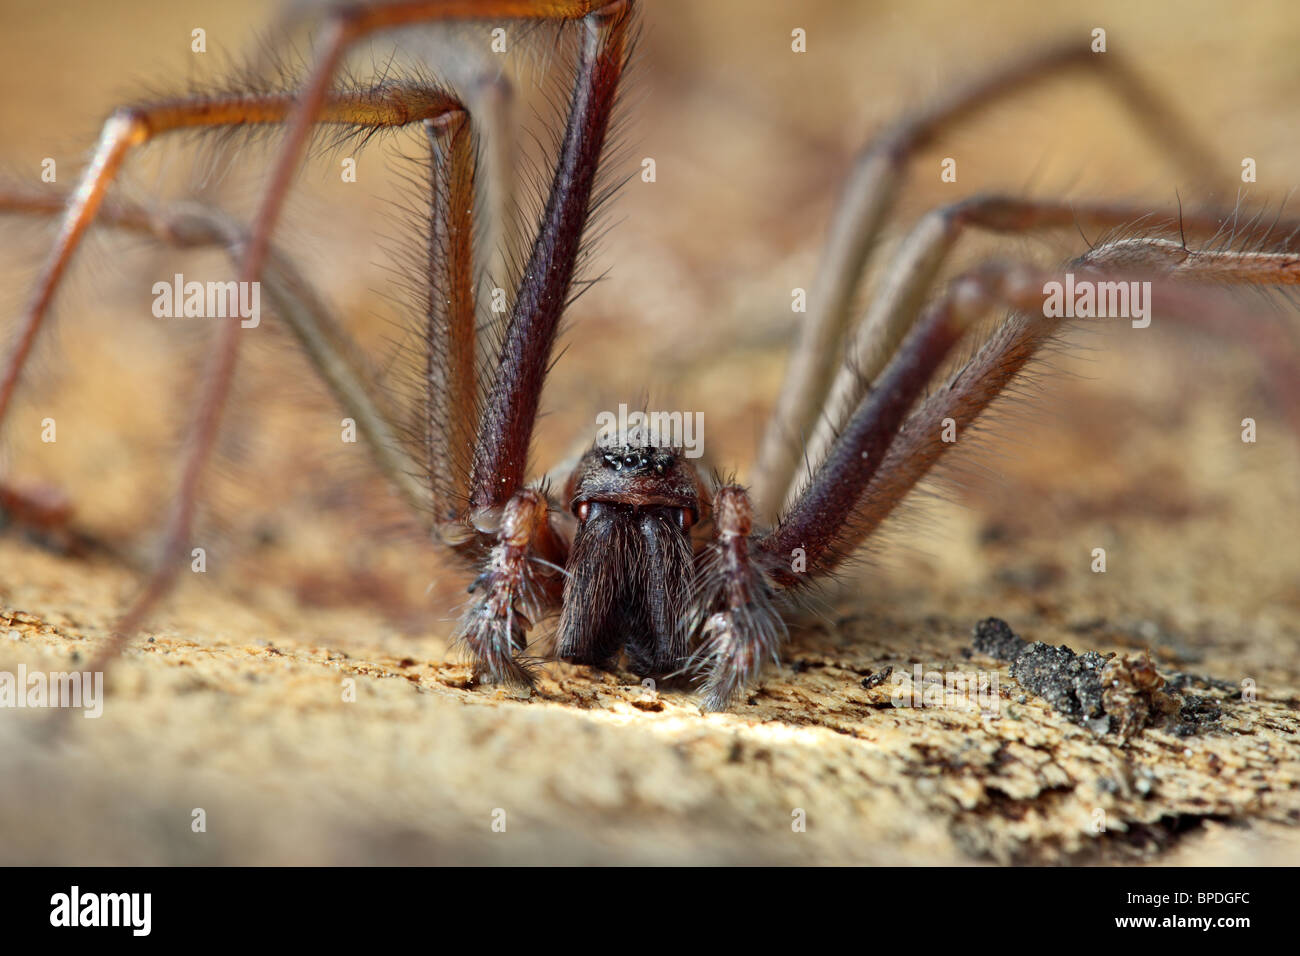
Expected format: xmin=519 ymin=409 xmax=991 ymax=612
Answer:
xmin=466 ymin=437 xmax=787 ymax=708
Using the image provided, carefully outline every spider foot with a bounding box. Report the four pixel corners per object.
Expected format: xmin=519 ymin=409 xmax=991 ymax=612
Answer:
xmin=455 ymin=491 xmax=555 ymax=692
xmin=688 ymin=485 xmax=787 ymax=710
xmin=691 ymin=605 xmax=786 ymax=711
xmin=457 ymin=594 xmax=539 ymax=692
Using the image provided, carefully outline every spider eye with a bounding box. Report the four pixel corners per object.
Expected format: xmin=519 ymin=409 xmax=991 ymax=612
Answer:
xmin=576 ymin=500 xmax=613 ymax=523
xmin=675 ymin=508 xmax=694 ymax=531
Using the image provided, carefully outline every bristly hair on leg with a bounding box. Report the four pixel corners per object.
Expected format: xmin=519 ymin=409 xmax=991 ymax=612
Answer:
xmin=450 ymin=3 xmax=641 ymax=687
xmin=453 ymin=487 xmax=556 ymax=691
xmin=684 ymin=484 xmax=787 ymax=710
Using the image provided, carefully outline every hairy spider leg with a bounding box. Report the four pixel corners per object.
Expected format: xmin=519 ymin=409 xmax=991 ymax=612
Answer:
xmin=800 ymin=195 xmax=1300 ymax=493
xmin=0 ymin=187 xmax=430 ymax=521
xmin=752 ymin=40 xmax=1227 ymax=517
xmin=0 ymin=0 xmax=618 ymax=717
xmin=455 ymin=1 xmax=634 ymax=688
xmin=695 ymin=260 xmax=1300 ymax=708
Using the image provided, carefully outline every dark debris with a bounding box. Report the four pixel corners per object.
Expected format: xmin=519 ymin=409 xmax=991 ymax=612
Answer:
xmin=970 ymin=617 xmax=1226 ymax=740
xmin=1012 ymin=642 xmax=1112 ymax=726
xmin=861 ymin=666 xmax=893 ymax=691
xmin=972 ymin=617 xmax=1029 ymax=663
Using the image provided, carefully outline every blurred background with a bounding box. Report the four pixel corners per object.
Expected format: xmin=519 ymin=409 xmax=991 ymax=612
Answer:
xmin=0 ymin=0 xmax=1297 ymax=864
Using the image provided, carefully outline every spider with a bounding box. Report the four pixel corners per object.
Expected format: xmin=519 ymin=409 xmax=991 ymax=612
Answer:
xmin=1 ymin=0 xmax=1298 ymax=713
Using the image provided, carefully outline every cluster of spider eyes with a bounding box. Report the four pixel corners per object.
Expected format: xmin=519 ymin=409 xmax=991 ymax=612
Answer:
xmin=601 ymin=449 xmax=671 ymax=475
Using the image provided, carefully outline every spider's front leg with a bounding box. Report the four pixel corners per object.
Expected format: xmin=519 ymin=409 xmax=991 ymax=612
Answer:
xmin=457 ymin=489 xmax=566 ymax=689
xmin=451 ymin=0 xmax=633 ymax=688
xmin=752 ymin=39 xmax=1225 ymax=515
xmin=690 ymin=272 xmax=981 ymax=709
xmin=690 ymin=484 xmax=787 ymax=711
xmin=703 ymin=253 xmax=1300 ymax=708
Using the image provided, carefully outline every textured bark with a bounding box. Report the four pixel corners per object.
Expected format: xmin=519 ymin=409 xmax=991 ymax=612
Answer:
xmin=2 ymin=487 xmax=1297 ymax=866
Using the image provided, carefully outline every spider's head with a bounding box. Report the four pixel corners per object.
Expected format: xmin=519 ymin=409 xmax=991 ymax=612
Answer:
xmin=564 ymin=443 xmax=707 ymax=531
xmin=556 ymin=442 xmax=709 ymax=676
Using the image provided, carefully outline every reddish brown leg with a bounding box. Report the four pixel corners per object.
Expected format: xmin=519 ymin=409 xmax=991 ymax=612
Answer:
xmin=690 ymin=485 xmax=786 ymax=711
xmin=762 ymin=272 xmax=992 ymax=580
xmin=853 ymin=253 xmax=1300 ymax=546
xmin=696 ymin=255 xmax=1300 ymax=707
xmin=768 ymin=260 xmax=1300 ymax=581
xmin=453 ymin=1 xmax=633 ymax=687
xmin=0 ymin=185 xmax=429 ymax=522
xmin=0 ymin=85 xmax=463 ymax=429
xmin=752 ymin=40 xmax=1227 ymax=515
xmin=423 ymin=110 xmax=480 ymax=528
xmin=798 ymin=194 xmax=1300 ymax=498
xmin=467 ymin=3 xmax=631 ymax=515
xmin=19 ymin=86 xmax=472 ymax=682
